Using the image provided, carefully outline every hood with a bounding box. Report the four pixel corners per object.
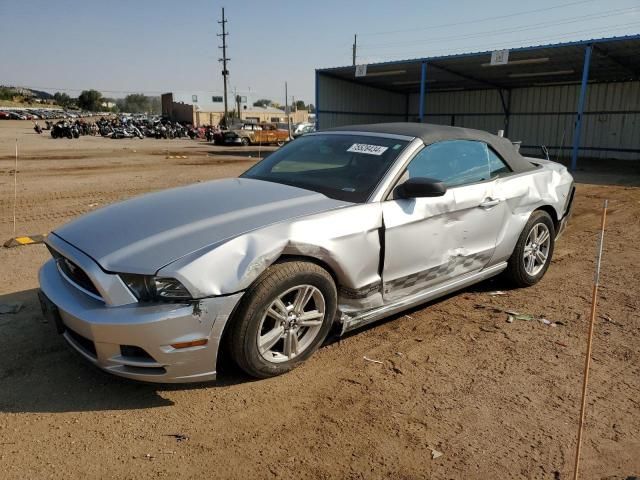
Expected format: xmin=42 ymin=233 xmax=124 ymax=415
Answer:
xmin=53 ymin=178 xmax=349 ymax=274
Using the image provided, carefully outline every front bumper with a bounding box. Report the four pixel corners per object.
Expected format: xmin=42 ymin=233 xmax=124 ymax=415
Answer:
xmin=39 ymin=259 xmax=243 ymax=383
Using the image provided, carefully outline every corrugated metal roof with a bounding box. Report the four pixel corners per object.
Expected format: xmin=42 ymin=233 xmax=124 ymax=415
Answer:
xmin=318 ymin=34 xmax=640 ymax=93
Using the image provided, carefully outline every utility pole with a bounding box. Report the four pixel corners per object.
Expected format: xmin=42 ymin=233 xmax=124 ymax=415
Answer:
xmin=236 ymin=93 xmax=242 ymax=121
xmin=285 ymin=82 xmax=291 ymax=139
xmin=352 ymin=34 xmax=357 ymax=66
xmin=217 ymin=7 xmax=230 ymax=126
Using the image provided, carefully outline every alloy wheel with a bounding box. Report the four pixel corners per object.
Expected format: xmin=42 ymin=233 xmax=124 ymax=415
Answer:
xmin=257 ymin=285 xmax=326 ymax=363
xmin=523 ymin=223 xmax=551 ymax=276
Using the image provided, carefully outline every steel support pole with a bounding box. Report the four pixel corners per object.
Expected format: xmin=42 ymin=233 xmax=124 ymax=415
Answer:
xmin=315 ymin=70 xmax=320 ymax=130
xmin=571 ymin=44 xmax=593 ymax=171
xmin=418 ymin=61 xmax=427 ymax=123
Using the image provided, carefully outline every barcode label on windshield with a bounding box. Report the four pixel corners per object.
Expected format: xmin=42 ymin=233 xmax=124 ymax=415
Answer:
xmin=347 ymin=143 xmax=389 ymax=155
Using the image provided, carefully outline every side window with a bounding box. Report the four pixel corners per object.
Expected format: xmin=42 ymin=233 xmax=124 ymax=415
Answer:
xmin=405 ymin=140 xmax=491 ymax=188
xmin=488 ymin=147 xmax=511 ymax=178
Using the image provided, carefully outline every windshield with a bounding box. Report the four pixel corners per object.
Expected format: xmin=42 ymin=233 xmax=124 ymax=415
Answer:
xmin=241 ymin=134 xmax=409 ymax=202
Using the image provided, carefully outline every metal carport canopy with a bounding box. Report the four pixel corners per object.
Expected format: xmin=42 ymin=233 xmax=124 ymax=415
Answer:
xmin=315 ymin=34 xmax=640 ymax=169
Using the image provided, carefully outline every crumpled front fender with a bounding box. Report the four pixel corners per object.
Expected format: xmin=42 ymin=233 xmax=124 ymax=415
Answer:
xmin=157 ymin=203 xmax=383 ymax=299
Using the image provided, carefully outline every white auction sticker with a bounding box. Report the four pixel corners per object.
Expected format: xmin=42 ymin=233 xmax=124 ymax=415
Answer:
xmin=347 ymin=143 xmax=389 ymax=155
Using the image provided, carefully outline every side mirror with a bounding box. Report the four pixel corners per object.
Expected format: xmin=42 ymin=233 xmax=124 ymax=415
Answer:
xmin=396 ymin=177 xmax=446 ymax=198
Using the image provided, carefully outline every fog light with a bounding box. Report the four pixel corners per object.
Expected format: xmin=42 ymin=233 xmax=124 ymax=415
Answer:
xmin=171 ymin=339 xmax=208 ymax=349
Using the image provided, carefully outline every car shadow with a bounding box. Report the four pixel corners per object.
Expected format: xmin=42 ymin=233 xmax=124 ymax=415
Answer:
xmin=0 ymin=289 xmax=252 ymax=414
xmin=0 ymin=275 xmax=512 ymax=413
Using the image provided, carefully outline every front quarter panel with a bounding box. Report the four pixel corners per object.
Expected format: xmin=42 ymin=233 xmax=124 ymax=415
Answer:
xmin=158 ymin=203 xmax=384 ymax=304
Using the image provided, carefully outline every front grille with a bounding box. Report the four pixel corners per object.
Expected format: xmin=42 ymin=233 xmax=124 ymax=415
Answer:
xmin=48 ymin=246 xmax=101 ymax=298
xmin=66 ymin=327 xmax=97 ymax=358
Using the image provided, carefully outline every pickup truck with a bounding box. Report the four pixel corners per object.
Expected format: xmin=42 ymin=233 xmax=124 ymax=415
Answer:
xmin=223 ymin=122 xmax=290 ymax=146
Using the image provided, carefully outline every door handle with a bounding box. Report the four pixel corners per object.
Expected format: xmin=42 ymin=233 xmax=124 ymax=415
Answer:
xmin=479 ymin=198 xmax=501 ymax=208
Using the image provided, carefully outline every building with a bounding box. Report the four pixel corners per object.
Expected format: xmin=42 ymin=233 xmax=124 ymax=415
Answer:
xmin=315 ymin=35 xmax=640 ymax=168
xmin=161 ymin=91 xmax=310 ymax=126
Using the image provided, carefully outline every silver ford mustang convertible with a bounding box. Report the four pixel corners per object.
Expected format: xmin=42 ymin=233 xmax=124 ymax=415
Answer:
xmin=39 ymin=123 xmax=574 ymax=382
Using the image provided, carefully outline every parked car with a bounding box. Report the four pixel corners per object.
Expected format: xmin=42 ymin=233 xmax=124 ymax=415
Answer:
xmin=7 ymin=111 xmax=27 ymax=120
xmin=38 ymin=123 xmax=574 ymax=383
xmin=223 ymin=122 xmax=290 ymax=146
xmin=292 ymin=122 xmax=316 ymax=138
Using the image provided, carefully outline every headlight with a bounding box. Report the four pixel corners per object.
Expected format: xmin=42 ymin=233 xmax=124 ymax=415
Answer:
xmin=120 ymin=274 xmax=192 ymax=302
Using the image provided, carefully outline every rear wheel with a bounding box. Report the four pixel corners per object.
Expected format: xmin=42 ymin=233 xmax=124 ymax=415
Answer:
xmin=504 ymin=210 xmax=555 ymax=287
xmin=227 ymin=261 xmax=336 ymax=378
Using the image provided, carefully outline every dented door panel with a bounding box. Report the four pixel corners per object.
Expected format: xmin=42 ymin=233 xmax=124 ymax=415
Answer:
xmin=381 ymin=180 xmax=504 ymax=302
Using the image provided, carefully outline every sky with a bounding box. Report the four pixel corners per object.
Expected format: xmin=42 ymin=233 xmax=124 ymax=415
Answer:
xmin=1 ymin=0 xmax=639 ymax=105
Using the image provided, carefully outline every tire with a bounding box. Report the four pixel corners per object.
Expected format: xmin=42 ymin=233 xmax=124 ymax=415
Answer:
xmin=227 ymin=261 xmax=337 ymax=378
xmin=504 ymin=210 xmax=555 ymax=288
xmin=240 ymin=137 xmax=250 ymax=146
xmin=276 ymin=140 xmax=285 ymax=147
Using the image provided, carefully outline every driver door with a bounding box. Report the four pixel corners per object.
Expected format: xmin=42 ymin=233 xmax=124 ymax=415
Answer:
xmin=382 ymin=140 xmax=507 ymax=302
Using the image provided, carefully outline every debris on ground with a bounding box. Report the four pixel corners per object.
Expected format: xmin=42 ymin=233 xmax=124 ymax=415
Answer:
xmin=601 ymin=314 xmax=623 ymax=327
xmin=431 ymin=449 xmax=443 ymax=459
xmin=505 ymin=311 xmax=561 ymax=327
xmin=165 ymin=434 xmax=189 ymax=442
xmin=0 ymin=303 xmax=23 ymax=314
xmin=487 ymin=290 xmax=507 ymax=296
xmin=363 ymin=356 xmax=384 ymax=365
xmin=4 ymin=234 xmax=47 ymax=248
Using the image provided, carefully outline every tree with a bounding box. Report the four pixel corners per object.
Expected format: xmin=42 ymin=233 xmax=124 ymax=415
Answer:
xmin=77 ymin=89 xmax=103 ymax=111
xmin=0 ymin=87 xmax=15 ymax=100
xmin=148 ymin=96 xmax=161 ymax=114
xmin=252 ymin=98 xmax=272 ymax=108
xmin=294 ymin=100 xmax=307 ymax=111
xmin=114 ymin=94 xmax=161 ymax=114
xmin=53 ymin=92 xmax=73 ymax=107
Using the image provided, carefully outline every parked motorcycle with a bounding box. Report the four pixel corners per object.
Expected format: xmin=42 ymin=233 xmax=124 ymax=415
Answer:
xmin=51 ymin=121 xmax=74 ymax=139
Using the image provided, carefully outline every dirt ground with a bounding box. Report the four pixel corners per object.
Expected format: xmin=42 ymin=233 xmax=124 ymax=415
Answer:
xmin=0 ymin=120 xmax=638 ymax=480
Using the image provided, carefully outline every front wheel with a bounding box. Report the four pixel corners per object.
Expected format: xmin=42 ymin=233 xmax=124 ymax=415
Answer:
xmin=504 ymin=210 xmax=555 ymax=287
xmin=240 ymin=137 xmax=249 ymax=146
xmin=227 ymin=261 xmax=337 ymax=378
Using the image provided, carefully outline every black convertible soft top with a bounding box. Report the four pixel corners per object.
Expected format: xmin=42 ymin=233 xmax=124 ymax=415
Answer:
xmin=328 ymin=122 xmax=535 ymax=174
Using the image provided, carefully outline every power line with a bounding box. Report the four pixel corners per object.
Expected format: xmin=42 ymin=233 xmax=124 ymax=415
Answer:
xmin=356 ymin=22 xmax=640 ymax=63
xmin=359 ymin=6 xmax=638 ymax=50
xmin=358 ymin=0 xmax=599 ymax=37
